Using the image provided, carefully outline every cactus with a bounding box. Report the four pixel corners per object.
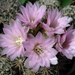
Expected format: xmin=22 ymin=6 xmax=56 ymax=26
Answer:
xmin=0 ymin=0 xmax=74 ymax=75
xmin=0 ymin=0 xmax=21 ymax=24
xmin=0 ymin=54 xmax=69 ymax=75
xmin=11 ymin=56 xmax=26 ymax=75
xmin=0 ymin=56 xmax=16 ymax=75
xmin=10 ymin=56 xmax=35 ymax=75
xmin=62 ymin=5 xmax=75 ymax=25
xmin=0 ymin=48 xmax=3 ymax=55
xmin=38 ymin=0 xmax=59 ymax=9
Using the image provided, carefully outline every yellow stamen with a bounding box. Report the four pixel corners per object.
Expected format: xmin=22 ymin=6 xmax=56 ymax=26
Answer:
xmin=33 ymin=44 xmax=43 ymax=55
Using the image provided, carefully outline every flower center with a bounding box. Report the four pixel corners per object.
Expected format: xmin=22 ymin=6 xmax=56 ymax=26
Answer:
xmin=50 ymin=22 xmax=57 ymax=28
xmin=31 ymin=20 xmax=34 ymax=23
xmin=33 ymin=44 xmax=43 ymax=55
xmin=15 ymin=37 xmax=23 ymax=46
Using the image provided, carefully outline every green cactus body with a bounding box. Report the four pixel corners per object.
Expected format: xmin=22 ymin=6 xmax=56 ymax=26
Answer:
xmin=38 ymin=0 xmax=59 ymax=9
xmin=0 ymin=0 xmax=21 ymax=24
xmin=62 ymin=5 xmax=75 ymax=25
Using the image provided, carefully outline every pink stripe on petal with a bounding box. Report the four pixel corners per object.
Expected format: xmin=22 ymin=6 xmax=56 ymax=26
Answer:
xmin=17 ymin=47 xmax=23 ymax=57
xmin=0 ymin=42 xmax=9 ymax=47
xmin=36 ymin=32 xmax=45 ymax=43
xmin=6 ymin=47 xmax=18 ymax=56
xmin=44 ymin=51 xmax=54 ymax=58
xmin=16 ymin=13 xmax=26 ymax=22
xmin=40 ymin=58 xmax=45 ymax=67
xmin=61 ymin=34 xmax=66 ymax=44
xmin=62 ymin=50 xmax=73 ymax=59
xmin=29 ymin=60 xmax=37 ymax=68
xmin=4 ymin=24 xmax=10 ymax=29
xmin=49 ymin=48 xmax=58 ymax=55
xmin=45 ymin=58 xmax=50 ymax=67
xmin=1 ymin=48 xmax=9 ymax=55
xmin=20 ymin=6 xmax=26 ymax=18
xmin=3 ymin=28 xmax=12 ymax=35
xmin=32 ymin=63 xmax=40 ymax=72
xmin=10 ymin=48 xmax=21 ymax=61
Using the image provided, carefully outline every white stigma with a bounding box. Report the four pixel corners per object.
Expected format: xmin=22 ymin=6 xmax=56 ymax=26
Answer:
xmin=15 ymin=37 xmax=23 ymax=46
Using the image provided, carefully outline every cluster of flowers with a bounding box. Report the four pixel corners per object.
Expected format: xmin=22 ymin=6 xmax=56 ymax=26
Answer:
xmin=0 ymin=2 xmax=75 ymax=72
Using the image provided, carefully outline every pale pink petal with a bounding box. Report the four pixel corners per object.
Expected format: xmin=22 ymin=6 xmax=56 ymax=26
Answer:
xmin=40 ymin=57 xmax=45 ymax=67
xmin=1 ymin=48 xmax=9 ymax=55
xmin=50 ymin=57 xmax=58 ymax=65
xmin=45 ymin=58 xmax=50 ymax=67
xmin=23 ymin=32 xmax=58 ymax=71
xmin=41 ymin=8 xmax=72 ymax=37
xmin=24 ymin=58 xmax=30 ymax=68
xmin=29 ymin=60 xmax=37 ymax=68
xmin=16 ymin=13 xmax=26 ymax=22
xmin=16 ymin=2 xmax=46 ymax=29
xmin=61 ymin=33 xmax=67 ymax=44
xmin=0 ymin=19 xmax=27 ymax=60
xmin=35 ymin=32 xmax=46 ymax=43
xmin=10 ymin=54 xmax=17 ymax=61
xmin=32 ymin=63 xmax=40 ymax=72
xmin=62 ymin=50 xmax=73 ymax=59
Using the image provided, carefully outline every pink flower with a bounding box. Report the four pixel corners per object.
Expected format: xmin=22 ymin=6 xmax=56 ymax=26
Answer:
xmin=23 ymin=32 xmax=58 ymax=72
xmin=0 ymin=19 xmax=27 ymax=60
xmin=55 ymin=26 xmax=75 ymax=59
xmin=16 ymin=2 xmax=46 ymax=29
xmin=41 ymin=8 xmax=72 ymax=37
